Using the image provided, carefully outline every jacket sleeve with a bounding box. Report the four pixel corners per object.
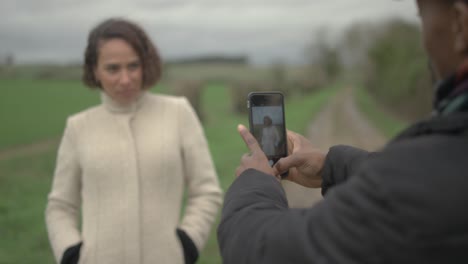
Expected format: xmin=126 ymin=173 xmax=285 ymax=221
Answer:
xmin=177 ymin=97 xmax=223 ymax=253
xmin=45 ymin=118 xmax=82 ymax=263
xmin=321 ymin=145 xmax=378 ymax=195
xmin=218 ymin=168 xmax=399 ymax=264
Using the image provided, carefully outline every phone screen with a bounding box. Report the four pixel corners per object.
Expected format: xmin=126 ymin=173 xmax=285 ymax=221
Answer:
xmin=248 ymin=92 xmax=287 ymax=166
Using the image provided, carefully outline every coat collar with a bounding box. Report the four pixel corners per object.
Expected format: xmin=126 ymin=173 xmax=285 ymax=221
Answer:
xmin=101 ymin=91 xmax=148 ymax=114
xmin=434 ymin=60 xmax=468 ymax=115
xmin=392 ymin=112 xmax=468 ymax=142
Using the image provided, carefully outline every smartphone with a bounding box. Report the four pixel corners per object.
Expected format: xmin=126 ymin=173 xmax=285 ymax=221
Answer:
xmin=247 ymin=92 xmax=288 ymax=170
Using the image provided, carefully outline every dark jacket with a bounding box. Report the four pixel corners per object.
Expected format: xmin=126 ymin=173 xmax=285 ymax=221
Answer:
xmin=218 ymin=111 xmax=468 ymax=263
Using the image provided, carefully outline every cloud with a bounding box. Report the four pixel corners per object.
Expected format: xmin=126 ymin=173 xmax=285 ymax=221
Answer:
xmin=0 ymin=0 xmax=417 ymax=64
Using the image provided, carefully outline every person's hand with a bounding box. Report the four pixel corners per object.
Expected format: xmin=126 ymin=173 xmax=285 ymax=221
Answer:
xmin=236 ymin=124 xmax=278 ymax=179
xmin=274 ymin=130 xmax=326 ymax=188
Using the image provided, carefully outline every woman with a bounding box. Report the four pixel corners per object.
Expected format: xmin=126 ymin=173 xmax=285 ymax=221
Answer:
xmin=261 ymin=115 xmax=280 ymax=157
xmin=45 ymin=18 xmax=222 ymax=264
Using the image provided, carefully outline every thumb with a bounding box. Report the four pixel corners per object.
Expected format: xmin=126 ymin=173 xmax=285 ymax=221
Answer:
xmin=274 ymin=154 xmax=303 ymax=174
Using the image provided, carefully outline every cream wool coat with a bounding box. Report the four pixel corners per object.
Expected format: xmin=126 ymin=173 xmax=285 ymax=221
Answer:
xmin=46 ymin=91 xmax=223 ymax=264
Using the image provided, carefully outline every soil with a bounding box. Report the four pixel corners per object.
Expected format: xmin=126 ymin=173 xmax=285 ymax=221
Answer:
xmin=0 ymin=138 xmax=59 ymax=162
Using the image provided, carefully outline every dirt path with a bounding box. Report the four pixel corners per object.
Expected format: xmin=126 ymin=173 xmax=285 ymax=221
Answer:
xmin=282 ymin=86 xmax=387 ymax=208
xmin=0 ymin=138 xmax=60 ymax=161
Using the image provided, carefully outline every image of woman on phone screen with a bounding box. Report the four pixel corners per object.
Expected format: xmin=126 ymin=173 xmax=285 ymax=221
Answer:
xmin=261 ymin=115 xmax=280 ymax=157
xmin=45 ymin=18 xmax=222 ymax=264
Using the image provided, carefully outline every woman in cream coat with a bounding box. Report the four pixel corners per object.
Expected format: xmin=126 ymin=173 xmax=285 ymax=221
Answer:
xmin=45 ymin=18 xmax=222 ymax=264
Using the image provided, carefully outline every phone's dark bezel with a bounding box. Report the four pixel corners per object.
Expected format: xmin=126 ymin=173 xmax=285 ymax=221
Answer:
xmin=247 ymin=92 xmax=288 ymax=165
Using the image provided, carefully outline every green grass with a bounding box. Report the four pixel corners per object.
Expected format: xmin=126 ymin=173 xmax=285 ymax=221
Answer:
xmin=355 ymin=86 xmax=407 ymax=138
xmin=0 ymin=150 xmax=57 ymax=263
xmin=0 ymin=79 xmax=100 ymax=149
xmin=0 ymin=78 xmax=338 ymax=264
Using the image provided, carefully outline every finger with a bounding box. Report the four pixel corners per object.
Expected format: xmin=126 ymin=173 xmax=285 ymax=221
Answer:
xmin=286 ymin=130 xmax=299 ymax=154
xmin=286 ymin=129 xmax=299 ymax=137
xmin=283 ymin=167 xmax=299 ymax=182
xmin=286 ymin=130 xmax=302 ymax=142
xmin=271 ymin=165 xmax=280 ymax=176
xmin=241 ymin=153 xmax=251 ymax=162
xmin=238 ymin=124 xmax=262 ymax=154
xmin=274 ymin=154 xmax=303 ymax=174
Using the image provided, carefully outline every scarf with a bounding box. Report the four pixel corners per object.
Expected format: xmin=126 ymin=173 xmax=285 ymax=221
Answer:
xmin=434 ymin=60 xmax=468 ymax=115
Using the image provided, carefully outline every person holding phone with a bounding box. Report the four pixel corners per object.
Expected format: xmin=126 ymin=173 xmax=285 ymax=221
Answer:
xmin=45 ymin=18 xmax=222 ymax=264
xmin=218 ymin=0 xmax=468 ymax=263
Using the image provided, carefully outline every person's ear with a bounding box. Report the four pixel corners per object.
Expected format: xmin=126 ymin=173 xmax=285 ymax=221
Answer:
xmin=453 ymin=2 xmax=468 ymax=54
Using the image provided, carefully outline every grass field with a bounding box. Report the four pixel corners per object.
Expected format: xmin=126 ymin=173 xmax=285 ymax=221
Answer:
xmin=0 ymin=79 xmax=100 ymax=149
xmin=0 ymin=78 xmax=338 ymax=263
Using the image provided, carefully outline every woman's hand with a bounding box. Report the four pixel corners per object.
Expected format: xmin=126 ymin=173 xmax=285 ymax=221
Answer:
xmin=236 ymin=125 xmax=278 ymax=180
xmin=274 ymin=130 xmax=326 ymax=188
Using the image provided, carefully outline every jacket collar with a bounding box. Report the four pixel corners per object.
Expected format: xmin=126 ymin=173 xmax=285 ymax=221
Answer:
xmin=434 ymin=60 xmax=468 ymax=115
xmin=101 ymin=91 xmax=148 ymax=114
xmin=393 ymin=113 xmax=468 ymax=142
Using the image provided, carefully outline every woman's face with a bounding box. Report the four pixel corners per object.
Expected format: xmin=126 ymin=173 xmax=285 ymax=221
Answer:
xmin=94 ymin=38 xmax=143 ymax=105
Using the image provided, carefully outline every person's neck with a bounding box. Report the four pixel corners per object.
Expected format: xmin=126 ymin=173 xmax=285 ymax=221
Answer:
xmin=101 ymin=91 xmax=147 ymax=114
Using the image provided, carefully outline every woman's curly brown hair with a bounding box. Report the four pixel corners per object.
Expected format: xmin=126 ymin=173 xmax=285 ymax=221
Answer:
xmin=83 ymin=18 xmax=162 ymax=89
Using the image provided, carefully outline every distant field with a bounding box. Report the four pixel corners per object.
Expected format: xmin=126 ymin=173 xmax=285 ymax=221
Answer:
xmin=0 ymin=78 xmax=338 ymax=264
xmin=0 ymin=61 xmax=321 ymax=150
xmin=0 ymin=63 xmax=314 ymax=84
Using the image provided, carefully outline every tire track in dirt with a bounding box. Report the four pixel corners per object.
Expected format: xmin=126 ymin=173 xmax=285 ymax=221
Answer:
xmin=0 ymin=138 xmax=60 ymax=162
xmin=282 ymin=86 xmax=387 ymax=208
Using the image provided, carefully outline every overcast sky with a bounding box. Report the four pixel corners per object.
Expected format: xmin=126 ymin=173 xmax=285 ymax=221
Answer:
xmin=0 ymin=0 xmax=418 ymax=65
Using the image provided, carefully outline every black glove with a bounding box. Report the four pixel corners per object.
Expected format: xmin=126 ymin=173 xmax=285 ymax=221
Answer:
xmin=176 ymin=228 xmax=199 ymax=264
xmin=61 ymin=242 xmax=82 ymax=264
